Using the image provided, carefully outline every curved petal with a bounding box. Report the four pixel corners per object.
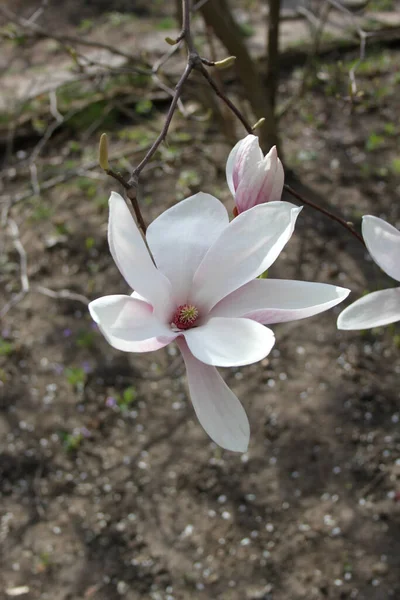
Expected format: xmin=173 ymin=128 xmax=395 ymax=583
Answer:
xmin=226 ymin=135 xmax=263 ymax=196
xmin=191 ymin=201 xmax=302 ymax=312
xmin=183 ymin=317 xmax=275 ymax=367
xmin=268 ymin=153 xmax=285 ymax=203
xmin=146 ymin=193 xmax=229 ymax=304
xmin=209 ymin=279 xmax=350 ymax=324
xmin=99 ymin=327 xmax=174 ymax=353
xmin=89 ymin=294 xmax=174 ymax=342
xmin=337 ymin=287 xmax=400 ymax=330
xmin=108 ymin=192 xmax=173 ymax=319
xmin=235 ymin=146 xmax=284 ymax=213
xmin=177 ymin=338 xmax=250 ymax=452
xmin=362 ymin=215 xmax=400 ymax=282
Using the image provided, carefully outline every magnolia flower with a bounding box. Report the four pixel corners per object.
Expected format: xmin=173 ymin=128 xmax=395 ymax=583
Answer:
xmin=226 ymin=134 xmax=284 ymax=214
xmin=89 ymin=191 xmax=349 ymax=452
xmin=337 ymin=215 xmax=400 ymax=330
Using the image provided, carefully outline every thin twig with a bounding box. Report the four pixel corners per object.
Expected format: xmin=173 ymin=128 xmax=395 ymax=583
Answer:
xmin=198 ymin=64 xmax=253 ymax=133
xmin=0 ymin=5 xmax=140 ymax=64
xmin=35 ymin=285 xmax=89 ymax=305
xmin=1 ymin=219 xmax=29 ymax=318
xmin=283 ymin=183 xmax=365 ymax=246
xmin=1 ymin=217 xmax=90 ymax=318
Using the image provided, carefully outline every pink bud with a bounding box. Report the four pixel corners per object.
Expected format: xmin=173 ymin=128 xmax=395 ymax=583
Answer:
xmin=226 ymin=135 xmax=284 ymax=214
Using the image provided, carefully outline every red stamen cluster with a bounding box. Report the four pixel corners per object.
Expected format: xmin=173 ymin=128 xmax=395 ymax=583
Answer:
xmin=172 ymin=304 xmax=199 ymax=330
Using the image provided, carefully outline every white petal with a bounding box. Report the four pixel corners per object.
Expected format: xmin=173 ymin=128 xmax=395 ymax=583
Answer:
xmin=235 ymin=146 xmax=284 ymax=213
xmin=362 ymin=215 xmax=400 ymax=282
xmin=226 ymin=134 xmax=263 ymax=196
xmin=177 ymin=338 xmax=250 ymax=452
xmin=235 ymin=160 xmax=267 ymax=213
xmin=267 ymin=152 xmax=285 ymax=203
xmin=146 ymin=192 xmax=229 ymax=304
xmin=100 ymin=290 xmax=173 ymax=352
xmin=337 ymin=287 xmax=400 ymax=330
xmin=183 ymin=317 xmax=275 ymax=367
xmin=191 ymin=201 xmax=302 ymax=312
xmin=209 ymin=279 xmax=350 ymax=323
xmin=89 ymin=294 xmax=175 ymax=342
xmin=108 ymin=192 xmax=173 ymax=319
xmin=99 ymin=327 xmax=174 ymax=353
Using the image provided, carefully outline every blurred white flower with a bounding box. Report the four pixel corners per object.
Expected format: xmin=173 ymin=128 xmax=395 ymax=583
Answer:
xmin=338 ymin=215 xmax=400 ymax=330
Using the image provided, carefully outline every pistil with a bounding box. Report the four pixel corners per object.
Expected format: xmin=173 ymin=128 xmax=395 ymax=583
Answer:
xmin=172 ymin=304 xmax=199 ymax=330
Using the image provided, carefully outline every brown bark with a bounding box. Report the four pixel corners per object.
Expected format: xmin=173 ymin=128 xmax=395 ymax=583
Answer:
xmin=266 ymin=0 xmax=281 ymax=117
xmin=200 ymin=0 xmax=278 ymax=151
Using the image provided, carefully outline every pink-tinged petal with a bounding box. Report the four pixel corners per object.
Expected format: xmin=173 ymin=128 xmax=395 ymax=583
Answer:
xmin=226 ymin=134 xmax=263 ymax=196
xmin=235 ymin=146 xmax=284 ymax=213
xmin=362 ymin=215 xmax=400 ymax=282
xmin=146 ymin=192 xmax=229 ymax=304
xmin=209 ymin=279 xmax=350 ymax=324
xmin=183 ymin=317 xmax=275 ymax=367
xmin=266 ymin=150 xmax=284 ymax=203
xmin=89 ymin=295 xmax=175 ymax=343
xmin=337 ymin=287 xmax=400 ymax=330
xmin=191 ymin=201 xmax=302 ymax=312
xmin=177 ymin=338 xmax=250 ymax=452
xmin=108 ymin=192 xmax=173 ymax=319
xmin=99 ymin=328 xmax=174 ymax=353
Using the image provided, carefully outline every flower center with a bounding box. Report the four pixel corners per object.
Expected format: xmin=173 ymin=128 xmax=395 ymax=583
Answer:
xmin=172 ymin=304 xmax=199 ymax=330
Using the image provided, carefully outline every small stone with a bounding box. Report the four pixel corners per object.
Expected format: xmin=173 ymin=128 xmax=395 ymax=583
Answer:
xmin=372 ymin=562 xmax=389 ymax=576
xmin=117 ymin=581 xmax=128 ymax=595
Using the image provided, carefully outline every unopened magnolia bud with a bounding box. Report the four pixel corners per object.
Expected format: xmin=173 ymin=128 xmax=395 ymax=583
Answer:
xmin=165 ymin=36 xmax=178 ymax=46
xmin=99 ymin=133 xmax=109 ymax=171
xmin=252 ymin=117 xmax=265 ymax=131
xmin=226 ymin=135 xmax=284 ymax=214
xmin=214 ymin=56 xmax=236 ymax=70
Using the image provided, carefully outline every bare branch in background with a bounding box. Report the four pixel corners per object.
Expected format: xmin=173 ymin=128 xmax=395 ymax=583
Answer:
xmin=1 ymin=219 xmax=30 ymax=318
xmin=200 ymin=0 xmax=277 ymax=150
xmin=0 ymin=5 xmax=141 ymax=64
xmin=1 ymin=218 xmax=89 ymax=318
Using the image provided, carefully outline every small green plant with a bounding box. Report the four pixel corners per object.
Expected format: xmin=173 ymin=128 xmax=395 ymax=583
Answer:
xmin=65 ymin=367 xmax=86 ymax=390
xmin=369 ymin=0 xmax=394 ymax=10
xmin=116 ymin=386 xmax=137 ymax=411
xmin=135 ymin=99 xmax=153 ymax=116
xmin=0 ymin=338 xmax=14 ymax=356
xmin=172 ymin=131 xmax=192 ymax=143
xmin=68 ymin=140 xmax=81 ymax=153
xmin=383 ymin=122 xmax=396 ymax=136
xmin=35 ymin=551 xmax=51 ymax=573
xmin=390 ymin=157 xmax=400 ymax=175
xmin=239 ymin=22 xmax=254 ymax=37
xmin=155 ymin=17 xmax=176 ymax=30
xmin=54 ymin=222 xmax=69 ymax=236
xmin=30 ymin=198 xmax=54 ymax=222
xmin=60 ymin=430 xmax=84 ymax=453
xmin=365 ymin=132 xmax=385 ymax=152
xmin=76 ymin=177 xmax=97 ymax=198
xmin=176 ymin=169 xmax=201 ymax=197
xmin=107 ymin=11 xmax=137 ymax=26
xmin=85 ymin=237 xmax=95 ymax=250
xmin=94 ymin=195 xmax=109 ymax=210
xmin=78 ymin=19 xmax=94 ymax=33
xmin=76 ymin=330 xmax=96 ymax=349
